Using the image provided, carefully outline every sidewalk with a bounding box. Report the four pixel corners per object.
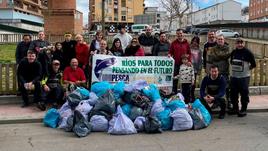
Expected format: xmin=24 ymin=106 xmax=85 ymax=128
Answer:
xmin=0 ymin=95 xmax=268 ymax=124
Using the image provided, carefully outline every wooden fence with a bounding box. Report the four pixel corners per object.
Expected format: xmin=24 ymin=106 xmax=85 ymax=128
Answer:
xmin=1 ymin=59 xmax=268 ymax=95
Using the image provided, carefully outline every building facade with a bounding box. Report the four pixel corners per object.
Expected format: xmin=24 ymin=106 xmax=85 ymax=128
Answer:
xmin=89 ymin=0 xmax=145 ymax=31
xmin=187 ymin=0 xmax=242 ymax=26
xmin=43 ymin=0 xmax=83 ymax=35
xmin=134 ymin=7 xmax=166 ymax=29
xmin=0 ymin=0 xmax=47 ymax=33
xmin=249 ymin=0 xmax=268 ymax=22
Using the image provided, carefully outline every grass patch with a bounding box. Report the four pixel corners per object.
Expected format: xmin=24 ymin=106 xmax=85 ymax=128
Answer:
xmin=0 ymin=44 xmax=16 ymax=64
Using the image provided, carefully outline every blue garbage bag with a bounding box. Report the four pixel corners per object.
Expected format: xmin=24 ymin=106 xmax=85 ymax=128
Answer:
xmin=91 ymin=81 xmax=113 ymax=97
xmin=192 ymin=99 xmax=212 ymax=126
xmin=156 ymin=108 xmax=172 ymax=130
xmin=122 ymin=104 xmax=132 ymax=117
xmin=113 ymin=81 xmax=125 ymax=100
xmin=142 ymin=84 xmax=161 ymax=102
xmin=44 ymin=108 xmax=60 ymax=128
xmin=77 ymin=87 xmax=90 ymax=100
xmin=167 ymin=100 xmax=186 ymax=112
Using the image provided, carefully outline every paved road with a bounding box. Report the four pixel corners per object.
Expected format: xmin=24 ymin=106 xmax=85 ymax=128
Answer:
xmin=0 ymin=113 xmax=268 ymax=151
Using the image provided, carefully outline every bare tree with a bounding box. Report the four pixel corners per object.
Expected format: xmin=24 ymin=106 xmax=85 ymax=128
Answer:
xmin=160 ymin=0 xmax=192 ymax=30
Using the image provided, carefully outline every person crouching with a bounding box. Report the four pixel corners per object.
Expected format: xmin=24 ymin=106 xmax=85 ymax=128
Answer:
xmin=38 ymin=60 xmax=64 ymax=110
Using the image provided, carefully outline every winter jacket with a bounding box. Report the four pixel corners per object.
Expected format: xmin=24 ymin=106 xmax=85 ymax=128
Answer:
xmin=230 ymin=47 xmax=256 ymax=78
xmin=169 ymin=39 xmax=191 ymax=65
xmin=206 ymin=43 xmax=230 ymax=75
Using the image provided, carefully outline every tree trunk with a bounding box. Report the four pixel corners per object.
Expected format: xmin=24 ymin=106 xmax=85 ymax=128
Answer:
xmin=168 ymin=19 xmax=173 ymax=31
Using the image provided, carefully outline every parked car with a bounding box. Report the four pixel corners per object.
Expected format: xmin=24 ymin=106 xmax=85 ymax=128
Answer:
xmin=138 ymin=28 xmax=160 ymax=38
xmin=216 ymin=29 xmax=240 ymax=38
xmin=198 ymin=28 xmax=210 ymax=35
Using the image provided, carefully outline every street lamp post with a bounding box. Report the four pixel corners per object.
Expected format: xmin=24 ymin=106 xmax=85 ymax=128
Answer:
xmin=101 ymin=0 xmax=105 ymax=33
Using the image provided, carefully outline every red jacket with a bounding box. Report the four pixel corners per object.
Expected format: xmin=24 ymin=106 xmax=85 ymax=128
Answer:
xmin=76 ymin=43 xmax=89 ymax=67
xmin=169 ymin=39 xmax=191 ymax=65
xmin=135 ymin=47 xmax=145 ymax=56
xmin=63 ymin=66 xmax=86 ymax=82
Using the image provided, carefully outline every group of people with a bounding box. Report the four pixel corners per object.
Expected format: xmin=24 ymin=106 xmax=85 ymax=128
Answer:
xmin=15 ymin=25 xmax=256 ymax=120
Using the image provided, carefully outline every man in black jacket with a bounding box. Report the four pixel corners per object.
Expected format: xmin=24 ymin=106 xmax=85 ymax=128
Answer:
xmin=229 ymin=38 xmax=256 ymax=117
xmin=61 ymin=33 xmax=77 ymax=70
xmin=29 ymin=31 xmax=50 ymax=53
xmin=15 ymin=34 xmax=32 ymax=64
xmin=39 ymin=60 xmax=64 ymax=110
xmin=17 ymin=50 xmax=42 ymax=108
xmin=138 ymin=26 xmax=159 ymax=56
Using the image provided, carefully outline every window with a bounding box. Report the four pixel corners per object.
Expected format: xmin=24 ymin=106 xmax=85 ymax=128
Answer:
xmin=121 ymin=15 xmax=126 ymax=21
xmin=157 ymin=14 xmax=160 ymax=17
xmin=108 ymin=0 xmax=112 ymax=5
xmin=121 ymin=0 xmax=126 ymax=7
xmin=0 ymin=0 xmax=2 ymax=4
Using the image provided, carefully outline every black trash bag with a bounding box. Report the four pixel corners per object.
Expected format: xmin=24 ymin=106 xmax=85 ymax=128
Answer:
xmin=90 ymin=91 xmax=116 ymax=120
xmin=64 ymin=115 xmax=74 ymax=132
xmin=66 ymin=89 xmax=82 ymax=110
xmin=73 ymin=110 xmax=92 ymax=137
xmin=129 ymin=106 xmax=143 ymax=121
xmin=144 ymin=116 xmax=162 ymax=133
xmin=188 ymin=109 xmax=206 ymax=130
xmin=123 ymin=90 xmax=151 ymax=109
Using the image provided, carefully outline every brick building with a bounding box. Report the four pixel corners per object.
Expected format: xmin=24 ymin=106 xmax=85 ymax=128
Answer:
xmin=43 ymin=0 xmax=83 ymax=35
xmin=89 ymin=0 xmax=145 ymax=31
xmin=249 ymin=0 xmax=268 ymax=22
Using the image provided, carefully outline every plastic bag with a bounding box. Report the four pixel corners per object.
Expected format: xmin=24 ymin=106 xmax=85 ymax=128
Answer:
xmin=113 ymin=81 xmax=125 ymax=100
xmin=188 ymin=108 xmax=207 ymax=130
xmin=129 ymin=106 xmax=143 ymax=121
xmin=91 ymin=91 xmax=116 ymax=120
xmin=77 ymin=87 xmax=90 ymax=100
xmin=89 ymin=115 xmax=109 ymax=132
xmin=73 ymin=110 xmax=92 ymax=137
xmin=134 ymin=116 xmax=146 ymax=132
xmin=144 ymin=116 xmax=162 ymax=133
xmin=83 ymin=92 xmax=99 ymax=106
xmin=64 ymin=115 xmax=74 ymax=132
xmin=123 ymin=91 xmax=151 ymax=109
xmin=75 ymin=100 xmax=93 ymax=119
xmin=58 ymin=102 xmax=71 ymax=114
xmin=43 ymin=108 xmax=60 ymax=128
xmin=167 ymin=100 xmax=186 ymax=112
xmin=124 ymin=80 xmax=148 ymax=92
xmin=150 ymin=99 xmax=165 ymax=116
xmin=192 ymin=99 xmax=211 ymax=126
xmin=91 ymin=81 xmax=113 ymax=97
xmin=58 ymin=108 xmax=73 ymax=129
xmin=66 ymin=89 xmax=83 ymax=110
xmin=108 ymin=106 xmax=137 ymax=135
xmin=142 ymin=84 xmax=161 ymax=102
xmin=156 ymin=109 xmax=172 ymax=130
xmin=122 ymin=104 xmax=133 ymax=117
xmin=170 ymin=108 xmax=193 ymax=131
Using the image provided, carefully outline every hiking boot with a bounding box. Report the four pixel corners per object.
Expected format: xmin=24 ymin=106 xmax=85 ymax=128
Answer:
xmin=37 ymin=102 xmax=46 ymax=111
xmin=218 ymin=114 xmax=225 ymax=119
xmin=238 ymin=111 xmax=247 ymax=117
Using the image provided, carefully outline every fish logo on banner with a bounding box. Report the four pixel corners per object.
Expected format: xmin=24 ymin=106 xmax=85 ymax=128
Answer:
xmin=94 ymin=57 xmax=117 ymax=80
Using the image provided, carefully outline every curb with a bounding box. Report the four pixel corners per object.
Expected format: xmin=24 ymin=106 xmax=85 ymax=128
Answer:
xmin=0 ymin=108 xmax=268 ymax=125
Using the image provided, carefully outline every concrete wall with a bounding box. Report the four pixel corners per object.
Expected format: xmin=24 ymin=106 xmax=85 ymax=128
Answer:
xmin=222 ymin=0 xmax=241 ymax=20
xmin=0 ymin=10 xmax=43 ymax=24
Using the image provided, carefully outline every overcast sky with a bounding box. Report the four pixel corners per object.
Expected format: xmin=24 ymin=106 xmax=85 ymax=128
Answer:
xmin=77 ymin=0 xmax=249 ymax=25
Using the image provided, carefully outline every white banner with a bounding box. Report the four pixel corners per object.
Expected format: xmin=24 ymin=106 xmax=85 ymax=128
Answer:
xmin=92 ymin=54 xmax=174 ymax=93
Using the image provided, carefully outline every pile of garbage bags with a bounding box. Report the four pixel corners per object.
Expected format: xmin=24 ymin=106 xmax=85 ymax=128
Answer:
xmin=43 ymin=80 xmax=211 ymax=137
